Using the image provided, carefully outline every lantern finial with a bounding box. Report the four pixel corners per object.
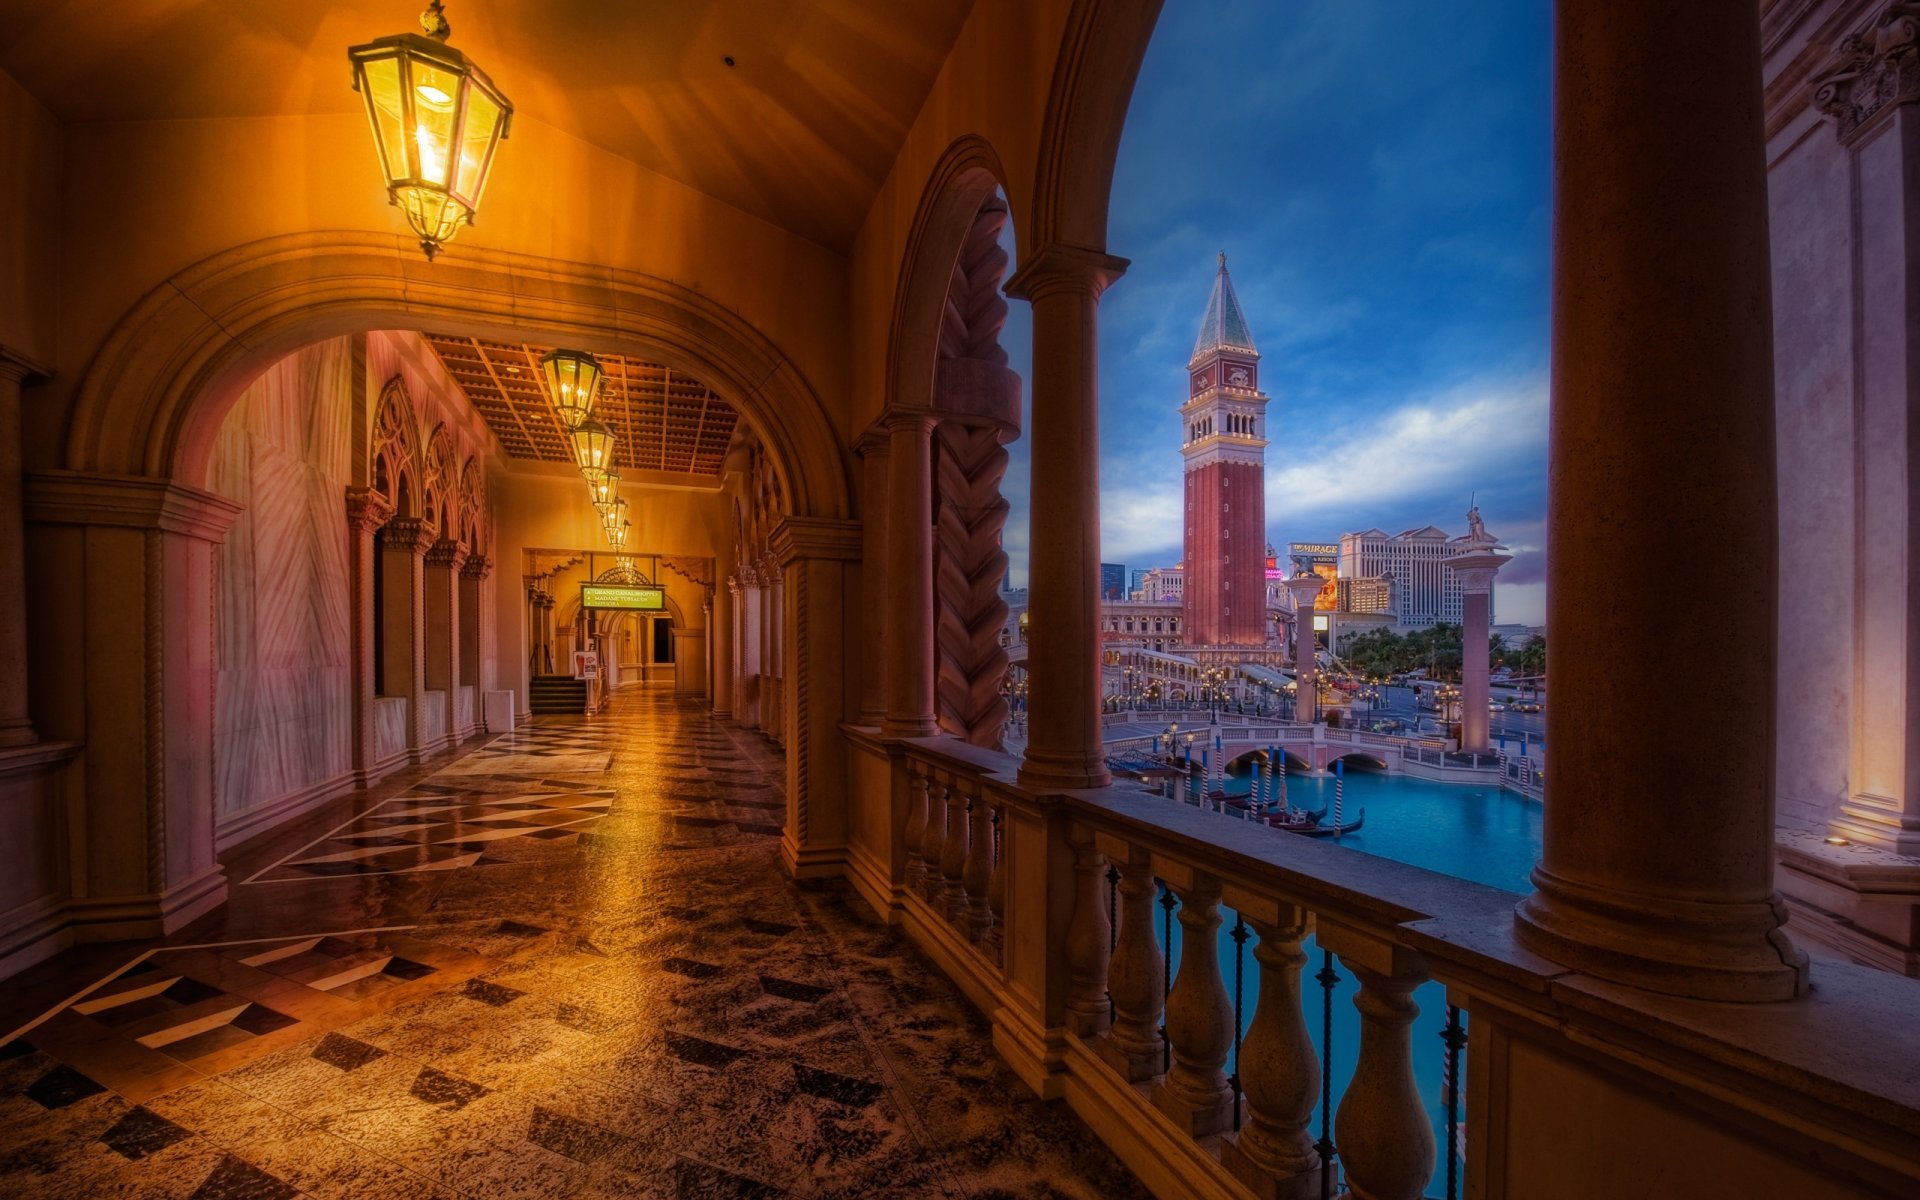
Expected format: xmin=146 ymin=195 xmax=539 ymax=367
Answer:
xmin=421 ymin=2 xmax=450 ymax=41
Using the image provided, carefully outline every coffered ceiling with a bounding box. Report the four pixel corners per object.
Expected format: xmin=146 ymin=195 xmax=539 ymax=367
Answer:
xmin=0 ymin=0 xmax=976 ymax=248
xmin=424 ymin=334 xmax=739 ymax=478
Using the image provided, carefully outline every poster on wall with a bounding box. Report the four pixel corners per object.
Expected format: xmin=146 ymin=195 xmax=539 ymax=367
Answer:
xmin=573 ymin=651 xmax=600 ymax=681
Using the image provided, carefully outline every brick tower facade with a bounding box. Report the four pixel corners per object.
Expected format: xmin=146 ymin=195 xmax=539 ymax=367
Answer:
xmin=1181 ymin=254 xmax=1270 ymax=648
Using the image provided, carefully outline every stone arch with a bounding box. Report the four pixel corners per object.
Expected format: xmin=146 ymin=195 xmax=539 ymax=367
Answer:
xmin=371 ymin=376 xmax=420 ymax=517
xmin=457 ymin=456 xmax=484 ymax=549
xmin=62 ymin=232 xmax=852 ymax=523
xmin=422 ymin=424 xmax=454 ymax=536
xmin=1023 ymin=0 xmax=1167 ymax=257
xmin=885 ymin=135 xmax=1024 ymax=750
xmin=1332 ymin=752 xmax=1389 ymax=772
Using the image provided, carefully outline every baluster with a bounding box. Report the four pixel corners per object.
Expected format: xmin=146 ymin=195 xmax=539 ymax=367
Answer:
xmin=1224 ymin=903 xmax=1322 ymax=1200
xmin=1329 ymin=939 xmax=1432 ymax=1200
xmin=963 ymin=786 xmax=992 ymax=941
xmin=1152 ymin=873 xmax=1236 ymax=1136
xmin=1097 ymin=852 xmax=1164 ymax=1081
xmin=919 ymin=774 xmax=948 ymax=903
xmin=1441 ymin=1007 xmax=1466 ymax=1200
xmin=903 ymin=762 xmax=929 ymax=889
xmin=986 ymin=802 xmax=1007 ymax=951
xmin=940 ymin=775 xmax=969 ymax=923
xmin=1064 ymin=830 xmax=1111 ymax=1036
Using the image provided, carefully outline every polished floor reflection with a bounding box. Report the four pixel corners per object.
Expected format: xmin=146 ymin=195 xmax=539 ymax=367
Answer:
xmin=0 ymin=689 xmax=1146 ymax=1199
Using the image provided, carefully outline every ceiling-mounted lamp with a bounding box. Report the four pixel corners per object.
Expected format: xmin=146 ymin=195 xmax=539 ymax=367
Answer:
xmin=573 ymin=416 xmax=617 ymax=478
xmin=587 ymin=471 xmax=620 ymax=508
xmin=540 ymin=349 xmax=604 ymax=431
xmin=606 ymin=519 xmax=631 ymax=551
xmin=348 ymin=1 xmax=512 ymax=260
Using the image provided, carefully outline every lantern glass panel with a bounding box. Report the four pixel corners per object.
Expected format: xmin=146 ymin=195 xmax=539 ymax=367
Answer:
xmin=587 ymin=472 xmax=619 ymax=506
xmin=573 ymin=419 xmax=616 ymax=474
xmin=358 ymin=54 xmax=410 ymax=183
xmin=458 ymin=86 xmax=504 ymax=198
xmin=410 ymin=60 xmax=461 ymax=185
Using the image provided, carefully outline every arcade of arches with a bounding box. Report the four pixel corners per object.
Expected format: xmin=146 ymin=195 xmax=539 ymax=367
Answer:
xmin=0 ymin=1 xmax=1916 ymax=1197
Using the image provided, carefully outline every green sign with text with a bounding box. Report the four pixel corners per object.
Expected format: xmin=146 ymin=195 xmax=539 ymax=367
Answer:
xmin=581 ymin=584 xmax=665 ymax=611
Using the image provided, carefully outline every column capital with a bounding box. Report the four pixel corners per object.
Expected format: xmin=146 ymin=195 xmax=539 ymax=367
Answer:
xmin=26 ymin=470 xmax=241 ymax=543
xmin=460 ymin=553 xmax=492 ymax=580
xmin=380 ymin=516 xmax=433 ymax=554
xmin=345 ymin=486 xmax=395 ymax=533
xmin=0 ymin=345 xmax=52 ymax=385
xmin=855 ymin=420 xmax=893 ymax=457
xmin=425 ymin=538 xmax=469 ymax=571
xmin=882 ymin=406 xmax=939 ymax=438
xmin=1444 ymin=549 xmax=1510 ymax=595
xmin=771 ymin=516 xmax=862 ymax=566
xmin=1814 ymin=3 xmax=1920 ymax=145
xmin=1004 ymin=242 xmax=1130 ymax=303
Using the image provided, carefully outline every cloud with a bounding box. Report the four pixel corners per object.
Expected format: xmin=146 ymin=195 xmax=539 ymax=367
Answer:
xmin=1265 ymin=373 xmax=1547 ymax=524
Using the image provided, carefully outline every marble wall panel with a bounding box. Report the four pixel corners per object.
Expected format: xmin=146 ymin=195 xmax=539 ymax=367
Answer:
xmin=209 ymin=338 xmax=356 ymax=822
xmin=374 ymin=697 xmax=409 ymax=764
xmin=421 ymin=691 xmax=447 ymax=747
xmin=457 ymin=685 xmax=474 ymax=732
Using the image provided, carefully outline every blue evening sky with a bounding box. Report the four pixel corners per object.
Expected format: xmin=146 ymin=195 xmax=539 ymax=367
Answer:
xmin=999 ymin=0 xmax=1552 ymax=625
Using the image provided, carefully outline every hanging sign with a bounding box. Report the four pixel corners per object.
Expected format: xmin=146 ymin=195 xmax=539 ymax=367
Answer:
xmin=581 ymin=583 xmax=665 ymax=611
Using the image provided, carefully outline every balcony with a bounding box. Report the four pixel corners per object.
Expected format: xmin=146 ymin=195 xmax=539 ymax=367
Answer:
xmin=844 ymin=731 xmax=1920 ymax=1199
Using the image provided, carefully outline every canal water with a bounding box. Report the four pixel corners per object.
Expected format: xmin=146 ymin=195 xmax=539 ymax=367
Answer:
xmin=1165 ymin=766 xmax=1543 ymax=1187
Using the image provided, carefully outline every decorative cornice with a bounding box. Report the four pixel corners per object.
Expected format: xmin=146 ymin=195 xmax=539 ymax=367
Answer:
xmin=426 ymin=538 xmax=469 ymax=570
xmin=345 ymin=486 xmax=395 ymax=533
xmin=1815 ymin=3 xmax=1920 ymax=143
xmin=770 ymin=516 xmax=863 ymax=565
xmin=1003 ymin=242 xmax=1129 ymax=304
xmin=0 ymin=345 xmax=53 ymax=384
xmin=661 ymin=554 xmax=715 ymax=590
xmin=381 ymin=516 xmax=433 ymax=554
xmin=25 ymin=470 xmax=242 ymax=542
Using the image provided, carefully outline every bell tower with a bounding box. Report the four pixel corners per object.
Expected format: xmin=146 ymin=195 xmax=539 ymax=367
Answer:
xmin=1181 ymin=254 xmax=1271 ymax=648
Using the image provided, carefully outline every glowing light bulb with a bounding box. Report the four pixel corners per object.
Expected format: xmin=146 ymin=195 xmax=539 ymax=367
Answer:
xmin=416 ymin=83 xmax=453 ymax=108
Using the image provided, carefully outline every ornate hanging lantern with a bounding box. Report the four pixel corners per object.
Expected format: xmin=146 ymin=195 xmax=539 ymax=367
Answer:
xmin=586 ymin=471 xmax=620 ymax=507
xmin=572 ymin=416 xmax=617 ymax=479
xmin=540 ymin=349 xmax=604 ymax=430
xmin=348 ymin=1 xmax=513 ymax=260
xmin=596 ymin=495 xmax=630 ymax=527
xmin=606 ymin=518 xmax=631 ymax=551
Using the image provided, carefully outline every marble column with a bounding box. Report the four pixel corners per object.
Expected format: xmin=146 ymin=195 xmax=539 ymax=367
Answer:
xmin=857 ymin=426 xmax=891 ymax=726
xmin=425 ymin=538 xmax=466 ymax=749
xmin=714 ymin=576 xmax=737 ymax=717
xmin=883 ymin=409 xmax=938 ymax=738
xmin=459 ymin=554 xmax=488 ymax=710
xmin=1446 ymin=527 xmax=1509 ymax=756
xmin=0 ymin=349 xmax=48 ymax=747
xmin=1514 ymin=0 xmax=1808 ymax=1001
xmin=1283 ymin=575 xmax=1322 ymax=725
xmin=346 ymin=488 xmax=394 ymax=785
xmin=380 ymin=517 xmax=432 ymax=763
xmin=770 ymin=517 xmax=861 ymax=878
xmin=1006 ymin=244 xmax=1127 ymax=792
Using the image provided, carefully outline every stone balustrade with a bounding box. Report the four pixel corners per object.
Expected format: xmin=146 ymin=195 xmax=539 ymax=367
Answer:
xmin=846 ymin=728 xmax=1920 ymax=1199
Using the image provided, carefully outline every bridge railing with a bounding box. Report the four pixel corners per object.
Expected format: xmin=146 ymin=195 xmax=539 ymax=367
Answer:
xmin=845 ymin=729 xmax=1919 ymax=1199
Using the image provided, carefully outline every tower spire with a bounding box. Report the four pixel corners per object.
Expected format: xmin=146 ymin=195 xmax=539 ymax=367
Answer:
xmin=1191 ymin=253 xmax=1258 ymax=365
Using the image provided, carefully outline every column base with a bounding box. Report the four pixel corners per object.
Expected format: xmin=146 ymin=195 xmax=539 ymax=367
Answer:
xmin=1094 ymin=1031 xmax=1162 ymax=1083
xmin=65 ymin=864 xmax=229 ymax=946
xmin=1831 ymin=793 xmax=1920 ymax=858
xmin=0 ymin=722 xmax=37 ymax=748
xmin=1017 ymin=749 xmax=1111 ymax=793
xmin=882 ymin=718 xmax=940 ymax=739
xmin=780 ymin=836 xmax=847 ymax=880
xmin=1514 ymin=865 xmax=1808 ymax=1002
xmin=1222 ymin=1133 xmax=1321 ymax=1200
xmin=1150 ymin=1076 xmax=1235 ymax=1138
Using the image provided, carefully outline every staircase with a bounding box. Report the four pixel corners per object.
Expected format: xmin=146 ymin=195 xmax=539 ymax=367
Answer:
xmin=529 ymin=675 xmax=588 ymax=715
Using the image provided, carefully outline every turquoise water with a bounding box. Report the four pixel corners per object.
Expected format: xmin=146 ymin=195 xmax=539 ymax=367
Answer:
xmin=1156 ymin=766 xmax=1542 ymax=1188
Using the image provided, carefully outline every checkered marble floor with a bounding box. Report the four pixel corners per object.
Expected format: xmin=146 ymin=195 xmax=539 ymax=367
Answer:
xmin=0 ymin=689 xmax=1146 ymax=1199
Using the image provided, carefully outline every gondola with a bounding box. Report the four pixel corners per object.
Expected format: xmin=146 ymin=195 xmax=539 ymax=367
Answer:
xmin=1293 ymin=807 xmax=1364 ymax=837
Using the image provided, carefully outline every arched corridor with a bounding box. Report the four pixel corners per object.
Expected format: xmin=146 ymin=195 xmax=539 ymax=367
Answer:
xmin=0 ymin=689 xmax=1143 ymax=1198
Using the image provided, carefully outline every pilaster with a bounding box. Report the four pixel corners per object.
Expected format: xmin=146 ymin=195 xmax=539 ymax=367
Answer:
xmin=770 ymin=516 xmax=862 ymax=879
